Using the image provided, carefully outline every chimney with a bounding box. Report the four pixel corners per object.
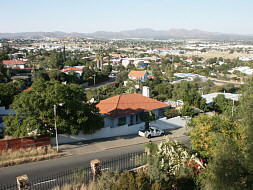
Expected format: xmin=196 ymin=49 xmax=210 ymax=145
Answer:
xmin=142 ymin=86 xmax=150 ymax=97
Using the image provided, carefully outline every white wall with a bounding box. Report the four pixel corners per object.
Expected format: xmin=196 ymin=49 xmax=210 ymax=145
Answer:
xmin=51 ymin=116 xmax=187 ymax=145
xmin=51 ymin=123 xmax=145 ymax=145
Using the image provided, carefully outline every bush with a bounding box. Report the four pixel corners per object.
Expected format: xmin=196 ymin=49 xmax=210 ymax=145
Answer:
xmin=164 ymin=109 xmax=180 ymax=119
xmin=95 ymin=171 xmax=152 ymax=190
xmin=180 ymin=105 xmax=196 ymax=117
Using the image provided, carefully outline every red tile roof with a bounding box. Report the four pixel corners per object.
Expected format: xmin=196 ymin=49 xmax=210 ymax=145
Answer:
xmin=60 ymin=67 xmax=83 ymax=73
xmin=128 ymin=70 xmax=146 ymax=79
xmin=148 ymin=75 xmax=155 ymax=79
xmin=96 ymin=93 xmax=169 ymax=118
xmin=2 ymin=60 xmax=27 ymax=65
xmin=23 ymin=87 xmax=32 ymax=92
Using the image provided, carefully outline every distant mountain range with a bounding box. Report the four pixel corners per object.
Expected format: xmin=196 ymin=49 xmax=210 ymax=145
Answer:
xmin=1 ymin=28 xmax=253 ymax=40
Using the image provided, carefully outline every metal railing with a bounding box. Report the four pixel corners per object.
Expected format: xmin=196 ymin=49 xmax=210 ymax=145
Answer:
xmin=0 ymin=151 xmax=147 ymax=190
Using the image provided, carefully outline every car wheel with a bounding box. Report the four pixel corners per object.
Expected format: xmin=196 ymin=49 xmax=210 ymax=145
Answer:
xmin=148 ymin=135 xmax=151 ymax=139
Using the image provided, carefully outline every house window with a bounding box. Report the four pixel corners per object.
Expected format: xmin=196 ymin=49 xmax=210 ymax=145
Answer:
xmin=118 ymin=117 xmax=126 ymax=126
xmin=129 ymin=115 xmax=134 ymax=126
xmin=136 ymin=114 xmax=141 ymax=124
xmin=159 ymin=109 xmax=165 ymax=117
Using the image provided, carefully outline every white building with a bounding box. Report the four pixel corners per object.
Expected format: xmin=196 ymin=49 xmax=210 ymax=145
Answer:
xmin=201 ymin=93 xmax=241 ymax=104
xmin=228 ymin=66 xmax=253 ymax=75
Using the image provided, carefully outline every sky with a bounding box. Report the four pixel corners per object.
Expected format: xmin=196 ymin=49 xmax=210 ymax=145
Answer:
xmin=0 ymin=0 xmax=252 ymax=34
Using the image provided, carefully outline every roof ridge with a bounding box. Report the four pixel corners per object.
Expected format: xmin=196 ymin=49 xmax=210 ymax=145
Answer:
xmin=115 ymin=94 xmax=122 ymax=110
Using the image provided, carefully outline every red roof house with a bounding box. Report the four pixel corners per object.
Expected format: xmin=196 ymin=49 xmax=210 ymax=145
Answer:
xmin=96 ymin=93 xmax=169 ymax=127
xmin=128 ymin=70 xmax=148 ymax=82
xmin=2 ymin=60 xmax=28 ymax=69
xmin=60 ymin=67 xmax=83 ymax=77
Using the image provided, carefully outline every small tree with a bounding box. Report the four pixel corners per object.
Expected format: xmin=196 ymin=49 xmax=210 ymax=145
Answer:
xmin=139 ymin=111 xmax=157 ymax=130
xmin=4 ymin=79 xmax=104 ymax=137
xmin=188 ymin=114 xmax=240 ymax=158
xmin=146 ymin=139 xmax=203 ymax=189
xmin=164 ymin=109 xmax=180 ymax=119
xmin=180 ymin=104 xmax=196 ymax=117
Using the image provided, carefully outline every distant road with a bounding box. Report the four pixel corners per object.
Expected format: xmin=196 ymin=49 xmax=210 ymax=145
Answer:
xmin=207 ymin=77 xmax=244 ymax=86
xmin=84 ymin=77 xmax=116 ymax=90
xmin=0 ymin=136 xmax=188 ymax=186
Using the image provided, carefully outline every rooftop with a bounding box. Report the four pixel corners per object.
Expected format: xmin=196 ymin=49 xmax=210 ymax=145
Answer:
xmin=202 ymin=92 xmax=241 ymax=104
xmin=2 ymin=60 xmax=28 ymax=65
xmin=60 ymin=67 xmax=83 ymax=73
xmin=128 ymin=70 xmax=146 ymax=79
xmin=96 ymin=93 xmax=169 ymax=118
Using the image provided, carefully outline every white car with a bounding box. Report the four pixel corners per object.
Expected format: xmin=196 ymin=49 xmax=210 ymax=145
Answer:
xmin=138 ymin=126 xmax=165 ymax=138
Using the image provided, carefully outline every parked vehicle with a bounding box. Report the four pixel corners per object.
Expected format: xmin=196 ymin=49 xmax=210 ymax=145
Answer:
xmin=138 ymin=126 xmax=164 ymax=138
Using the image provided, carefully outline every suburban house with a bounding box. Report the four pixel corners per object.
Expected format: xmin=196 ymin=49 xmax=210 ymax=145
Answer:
xmin=1 ymin=60 xmax=28 ymax=69
xmin=128 ymin=70 xmax=148 ymax=82
xmin=52 ymin=91 xmax=170 ymax=144
xmin=96 ymin=93 xmax=169 ymax=128
xmin=60 ymin=66 xmax=84 ymax=77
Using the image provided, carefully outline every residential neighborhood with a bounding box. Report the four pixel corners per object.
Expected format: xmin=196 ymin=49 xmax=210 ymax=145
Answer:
xmin=0 ymin=0 xmax=253 ymax=190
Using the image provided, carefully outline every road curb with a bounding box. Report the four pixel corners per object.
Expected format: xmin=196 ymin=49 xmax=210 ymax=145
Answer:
xmin=62 ymin=135 xmax=188 ymax=156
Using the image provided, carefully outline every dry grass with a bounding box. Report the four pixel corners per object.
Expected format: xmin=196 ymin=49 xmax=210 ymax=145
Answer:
xmin=185 ymin=51 xmax=249 ymax=59
xmin=0 ymin=146 xmax=59 ymax=167
xmin=52 ymin=183 xmax=97 ymax=190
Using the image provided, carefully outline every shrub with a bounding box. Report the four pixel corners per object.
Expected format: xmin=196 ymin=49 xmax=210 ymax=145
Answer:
xmin=164 ymin=109 xmax=180 ymax=119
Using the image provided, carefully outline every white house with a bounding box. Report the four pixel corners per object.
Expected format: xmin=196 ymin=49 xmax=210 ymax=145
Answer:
xmin=228 ymin=66 xmax=253 ymax=75
xmin=52 ymin=93 xmax=170 ymax=144
xmin=1 ymin=60 xmax=28 ymax=69
xmin=60 ymin=66 xmax=84 ymax=77
xmin=128 ymin=70 xmax=148 ymax=82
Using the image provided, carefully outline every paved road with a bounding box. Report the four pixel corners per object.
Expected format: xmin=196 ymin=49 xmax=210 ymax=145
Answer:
xmin=84 ymin=77 xmax=116 ymax=90
xmin=207 ymin=77 xmax=244 ymax=85
xmin=0 ymin=136 xmax=188 ymax=186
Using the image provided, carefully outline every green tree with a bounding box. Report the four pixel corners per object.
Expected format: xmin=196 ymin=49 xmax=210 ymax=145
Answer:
xmin=0 ymin=64 xmax=12 ymax=82
xmin=199 ymin=138 xmax=248 ymax=190
xmin=213 ymin=94 xmax=234 ymax=118
xmin=116 ymin=70 xmax=128 ymax=83
xmin=172 ymin=81 xmax=206 ymax=109
xmin=0 ymin=50 xmax=9 ymax=61
xmin=4 ymin=79 xmax=103 ymax=137
xmin=237 ymin=77 xmax=253 ymax=187
xmin=41 ymin=52 xmax=64 ymax=69
xmin=139 ymin=111 xmax=157 ymax=130
xmin=197 ymin=78 xmax=253 ymax=190
xmin=0 ymin=82 xmax=21 ymax=108
xmin=188 ymin=114 xmax=240 ymax=158
xmin=180 ymin=104 xmax=196 ymax=117
xmin=153 ymin=83 xmax=173 ymax=101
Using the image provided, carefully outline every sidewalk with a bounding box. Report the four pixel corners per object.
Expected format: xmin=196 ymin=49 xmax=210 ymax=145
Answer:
xmin=59 ymin=125 xmax=187 ymax=156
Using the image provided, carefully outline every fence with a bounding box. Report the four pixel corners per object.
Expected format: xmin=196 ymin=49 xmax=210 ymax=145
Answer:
xmin=0 ymin=151 xmax=147 ymax=190
xmin=0 ymin=136 xmax=50 ymax=151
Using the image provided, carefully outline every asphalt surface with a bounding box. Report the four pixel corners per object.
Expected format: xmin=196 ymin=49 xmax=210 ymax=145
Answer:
xmin=0 ymin=136 xmax=188 ymax=186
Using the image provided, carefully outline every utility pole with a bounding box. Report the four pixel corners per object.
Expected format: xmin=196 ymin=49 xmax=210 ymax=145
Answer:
xmin=62 ymin=43 xmax=66 ymax=62
xmin=231 ymin=99 xmax=235 ymax=117
xmin=93 ymin=73 xmax=96 ymax=86
xmin=53 ymin=103 xmax=63 ymax=152
xmin=53 ymin=105 xmax=59 ymax=152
